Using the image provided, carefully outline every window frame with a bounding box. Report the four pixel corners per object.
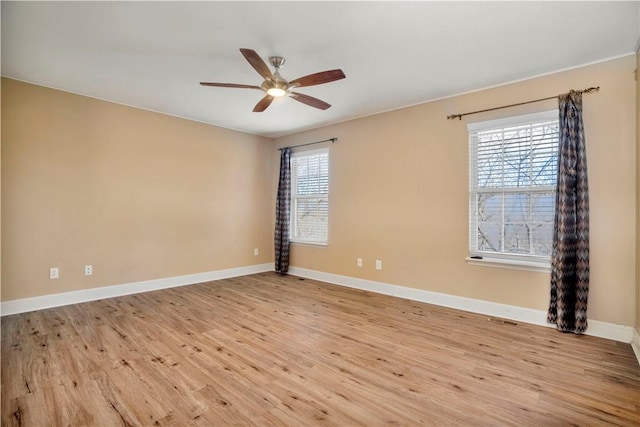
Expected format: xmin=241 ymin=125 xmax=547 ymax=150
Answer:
xmin=467 ymin=110 xmax=558 ymax=271
xmin=290 ymin=147 xmax=330 ymax=246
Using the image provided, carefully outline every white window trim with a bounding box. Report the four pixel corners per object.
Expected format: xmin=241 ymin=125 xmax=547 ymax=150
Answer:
xmin=465 ymin=256 xmax=551 ymax=273
xmin=467 ymin=110 xmax=558 ymax=272
xmin=290 ymin=147 xmax=329 ymax=246
xmin=291 ymin=241 xmax=329 ymax=248
xmin=467 ymin=110 xmax=558 ymax=132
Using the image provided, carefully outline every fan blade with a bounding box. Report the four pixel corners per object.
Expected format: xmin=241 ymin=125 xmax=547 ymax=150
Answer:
xmin=290 ymin=92 xmax=331 ymax=110
xmin=289 ymin=69 xmax=345 ymax=88
xmin=200 ymin=82 xmax=262 ymax=89
xmin=253 ymin=95 xmax=274 ymax=112
xmin=240 ymin=48 xmax=273 ymax=81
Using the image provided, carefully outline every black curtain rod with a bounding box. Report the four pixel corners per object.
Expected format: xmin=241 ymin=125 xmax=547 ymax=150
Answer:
xmin=446 ymin=86 xmax=600 ymax=121
xmin=278 ymin=138 xmax=337 ymax=151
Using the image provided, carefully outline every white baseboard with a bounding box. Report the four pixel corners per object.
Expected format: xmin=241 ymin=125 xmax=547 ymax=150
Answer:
xmin=3 ymin=263 xmax=635 ymax=348
xmin=288 ymin=266 xmax=635 ymax=344
xmin=632 ymin=329 xmax=640 ymax=366
xmin=1 ymin=263 xmax=273 ymax=316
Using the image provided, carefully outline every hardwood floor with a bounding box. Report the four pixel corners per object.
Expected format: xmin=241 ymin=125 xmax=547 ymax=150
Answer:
xmin=2 ymin=272 xmax=639 ymax=426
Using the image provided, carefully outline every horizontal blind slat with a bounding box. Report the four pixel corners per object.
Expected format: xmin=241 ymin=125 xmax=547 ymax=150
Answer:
xmin=291 ymin=150 xmax=330 ymax=243
xmin=469 ymin=114 xmax=558 ymax=259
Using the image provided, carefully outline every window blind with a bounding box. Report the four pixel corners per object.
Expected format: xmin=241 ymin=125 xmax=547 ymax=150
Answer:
xmin=468 ymin=111 xmax=558 ymax=260
xmin=291 ymin=148 xmax=329 ymax=244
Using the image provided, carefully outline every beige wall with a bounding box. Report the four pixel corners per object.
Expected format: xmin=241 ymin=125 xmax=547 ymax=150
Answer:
xmin=274 ymin=55 xmax=637 ymax=327
xmin=1 ymin=78 xmax=273 ymax=301
xmin=636 ymin=47 xmax=640 ymax=332
xmin=3 ymin=55 xmax=637 ymax=329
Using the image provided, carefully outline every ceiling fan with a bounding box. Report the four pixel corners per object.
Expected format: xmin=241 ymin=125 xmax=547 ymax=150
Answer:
xmin=200 ymin=48 xmax=346 ymax=112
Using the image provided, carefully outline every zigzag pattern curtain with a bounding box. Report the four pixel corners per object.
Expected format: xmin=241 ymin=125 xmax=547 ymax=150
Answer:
xmin=548 ymin=91 xmax=590 ymax=334
xmin=274 ymin=147 xmax=292 ymax=273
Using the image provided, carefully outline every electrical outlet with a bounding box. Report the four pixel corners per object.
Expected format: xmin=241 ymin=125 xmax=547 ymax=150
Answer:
xmin=375 ymin=260 xmax=382 ymax=270
xmin=357 ymin=258 xmax=363 ymax=267
xmin=254 ymin=248 xmax=259 ymax=256
xmin=85 ymin=265 xmax=93 ymax=276
xmin=50 ymin=267 xmax=59 ymax=279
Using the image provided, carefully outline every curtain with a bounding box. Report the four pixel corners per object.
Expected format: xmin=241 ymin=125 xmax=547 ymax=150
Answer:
xmin=274 ymin=147 xmax=292 ymax=274
xmin=548 ymin=91 xmax=590 ymax=334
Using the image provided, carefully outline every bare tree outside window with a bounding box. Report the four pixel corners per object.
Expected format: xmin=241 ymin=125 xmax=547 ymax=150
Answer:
xmin=470 ymin=114 xmax=558 ymax=260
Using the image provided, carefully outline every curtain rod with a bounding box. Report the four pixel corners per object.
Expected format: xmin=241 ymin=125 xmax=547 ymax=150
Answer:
xmin=446 ymin=86 xmax=600 ymax=121
xmin=278 ymin=137 xmax=337 ymax=151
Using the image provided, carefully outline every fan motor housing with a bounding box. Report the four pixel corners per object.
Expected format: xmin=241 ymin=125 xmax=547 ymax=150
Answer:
xmin=269 ymin=56 xmax=286 ymax=68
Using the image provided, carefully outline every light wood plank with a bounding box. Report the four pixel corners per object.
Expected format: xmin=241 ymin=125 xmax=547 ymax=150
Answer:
xmin=2 ymin=272 xmax=639 ymax=426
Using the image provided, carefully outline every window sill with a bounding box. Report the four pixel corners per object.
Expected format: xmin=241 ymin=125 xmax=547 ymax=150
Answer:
xmin=290 ymin=241 xmax=328 ymax=247
xmin=465 ymin=256 xmax=550 ymax=273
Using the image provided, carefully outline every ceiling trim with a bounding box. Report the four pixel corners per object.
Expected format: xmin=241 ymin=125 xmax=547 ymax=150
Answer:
xmin=1 ymin=75 xmax=260 ymax=138
xmin=269 ymin=51 xmax=637 ymax=139
xmin=3 ymin=51 xmax=635 ymax=140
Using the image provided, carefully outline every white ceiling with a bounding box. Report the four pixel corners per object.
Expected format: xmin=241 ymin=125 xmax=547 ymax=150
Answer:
xmin=2 ymin=1 xmax=639 ymax=138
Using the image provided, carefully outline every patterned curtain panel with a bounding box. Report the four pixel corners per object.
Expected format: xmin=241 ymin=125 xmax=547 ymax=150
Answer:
xmin=548 ymin=91 xmax=590 ymax=334
xmin=274 ymin=147 xmax=292 ymax=274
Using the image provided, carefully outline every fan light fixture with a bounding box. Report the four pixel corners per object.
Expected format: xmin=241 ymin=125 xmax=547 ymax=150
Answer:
xmin=267 ymin=87 xmax=287 ymax=97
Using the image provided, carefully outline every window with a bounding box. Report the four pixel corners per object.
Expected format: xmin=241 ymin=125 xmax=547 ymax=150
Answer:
xmin=468 ymin=110 xmax=558 ymax=266
xmin=290 ymin=148 xmax=329 ymax=245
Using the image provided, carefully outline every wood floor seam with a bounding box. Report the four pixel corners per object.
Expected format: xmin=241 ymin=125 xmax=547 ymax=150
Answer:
xmin=2 ymin=272 xmax=639 ymax=426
